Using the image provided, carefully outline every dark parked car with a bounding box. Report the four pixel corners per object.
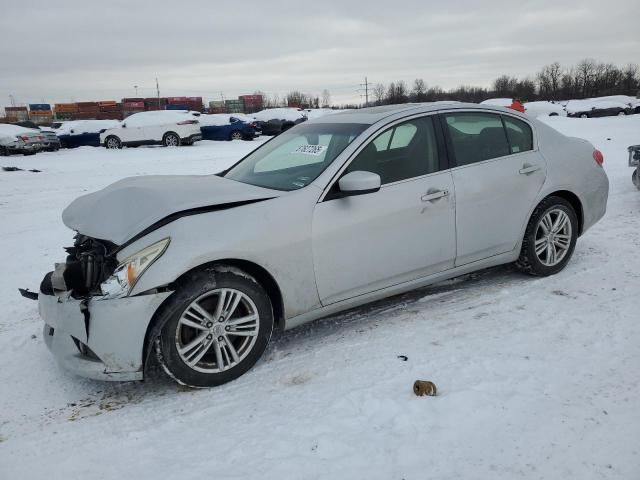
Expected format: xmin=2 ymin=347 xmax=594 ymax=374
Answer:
xmin=13 ymin=121 xmax=60 ymax=151
xmin=252 ymin=108 xmax=307 ymax=135
xmin=54 ymin=120 xmax=120 ymax=148
xmin=199 ymin=115 xmax=260 ymax=141
xmin=566 ymin=100 xmax=629 ymax=118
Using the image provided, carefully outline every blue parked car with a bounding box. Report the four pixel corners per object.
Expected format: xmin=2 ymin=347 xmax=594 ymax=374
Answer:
xmin=55 ymin=120 xmax=120 ymax=148
xmin=199 ymin=114 xmax=260 ymax=141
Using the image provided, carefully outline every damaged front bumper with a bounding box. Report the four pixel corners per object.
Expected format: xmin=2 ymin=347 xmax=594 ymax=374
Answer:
xmin=39 ymin=278 xmax=171 ymax=381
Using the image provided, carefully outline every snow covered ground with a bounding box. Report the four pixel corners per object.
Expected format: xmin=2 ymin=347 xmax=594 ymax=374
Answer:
xmin=1 ymin=118 xmax=639 ymax=479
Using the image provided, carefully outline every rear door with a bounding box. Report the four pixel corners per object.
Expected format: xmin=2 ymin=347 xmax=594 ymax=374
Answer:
xmin=312 ymin=115 xmax=456 ymax=305
xmin=442 ymin=111 xmax=546 ymax=266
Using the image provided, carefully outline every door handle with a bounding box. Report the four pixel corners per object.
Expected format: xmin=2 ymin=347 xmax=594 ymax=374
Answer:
xmin=519 ymin=164 xmax=541 ymax=175
xmin=421 ymin=189 xmax=449 ymax=202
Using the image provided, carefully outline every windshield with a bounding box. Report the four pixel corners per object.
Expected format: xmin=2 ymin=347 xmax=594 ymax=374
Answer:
xmin=224 ymin=122 xmax=368 ymax=191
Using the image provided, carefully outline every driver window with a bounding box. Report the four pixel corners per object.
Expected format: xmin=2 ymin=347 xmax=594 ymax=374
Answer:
xmin=345 ymin=116 xmax=439 ymax=184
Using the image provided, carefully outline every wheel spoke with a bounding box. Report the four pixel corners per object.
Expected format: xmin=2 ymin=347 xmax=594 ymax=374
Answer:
xmin=178 ymin=332 xmax=208 ymax=356
xmin=222 ymin=337 xmax=239 ymax=363
xmin=179 ymin=317 xmax=208 ymax=331
xmin=225 ymin=314 xmax=258 ymax=326
xmin=554 ymin=237 xmax=569 ymax=250
xmin=551 ymin=211 xmax=565 ymax=232
xmin=185 ymin=338 xmax=214 ymax=366
xmin=186 ymin=302 xmax=214 ymax=322
xmin=222 ymin=291 xmax=242 ymax=319
xmin=536 ymin=241 xmax=548 ymax=256
xmin=213 ymin=340 xmax=225 ymax=370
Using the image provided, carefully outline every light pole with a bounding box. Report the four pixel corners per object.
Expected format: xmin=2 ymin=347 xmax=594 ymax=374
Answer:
xmin=134 ymin=85 xmax=138 ymax=97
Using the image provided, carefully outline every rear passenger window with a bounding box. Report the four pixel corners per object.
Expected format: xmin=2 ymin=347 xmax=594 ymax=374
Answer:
xmin=444 ymin=113 xmax=510 ymax=166
xmin=346 ymin=116 xmax=439 ymax=184
xmin=503 ymin=116 xmax=533 ymax=154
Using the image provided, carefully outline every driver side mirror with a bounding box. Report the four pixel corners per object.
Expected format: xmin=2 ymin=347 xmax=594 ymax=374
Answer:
xmin=338 ymin=171 xmax=381 ymax=196
xmin=122 ymin=123 xmax=127 ymax=128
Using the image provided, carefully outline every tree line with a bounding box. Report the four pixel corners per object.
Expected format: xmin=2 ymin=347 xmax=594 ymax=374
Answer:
xmin=347 ymin=59 xmax=640 ymax=108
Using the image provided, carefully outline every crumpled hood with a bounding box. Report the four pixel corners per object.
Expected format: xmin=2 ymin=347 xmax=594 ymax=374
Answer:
xmin=62 ymin=174 xmax=280 ymax=245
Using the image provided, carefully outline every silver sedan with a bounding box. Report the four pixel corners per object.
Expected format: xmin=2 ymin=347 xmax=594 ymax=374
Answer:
xmin=34 ymin=103 xmax=609 ymax=387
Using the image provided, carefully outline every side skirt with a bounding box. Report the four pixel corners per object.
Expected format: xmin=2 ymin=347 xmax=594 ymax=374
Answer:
xmin=284 ymin=250 xmax=519 ymax=330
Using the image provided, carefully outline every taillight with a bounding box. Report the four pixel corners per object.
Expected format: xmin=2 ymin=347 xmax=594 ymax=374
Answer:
xmin=593 ymin=149 xmax=604 ymax=167
xmin=250 ymin=122 xmax=257 ymax=128
xmin=177 ymin=120 xmax=197 ymax=125
xmin=20 ymin=135 xmax=29 ymax=141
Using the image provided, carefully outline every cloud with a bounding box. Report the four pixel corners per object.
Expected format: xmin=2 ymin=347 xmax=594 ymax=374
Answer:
xmin=1 ymin=0 xmax=638 ymax=105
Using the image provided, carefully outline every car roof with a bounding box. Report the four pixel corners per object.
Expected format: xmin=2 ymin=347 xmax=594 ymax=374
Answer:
xmin=308 ymin=102 xmax=526 ymax=125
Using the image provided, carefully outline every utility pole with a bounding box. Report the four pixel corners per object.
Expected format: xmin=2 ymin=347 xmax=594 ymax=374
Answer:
xmin=359 ymin=76 xmax=370 ymax=107
xmin=134 ymin=85 xmax=138 ymax=97
xmin=9 ymin=94 xmax=15 ymax=107
xmin=156 ymin=77 xmax=161 ymax=109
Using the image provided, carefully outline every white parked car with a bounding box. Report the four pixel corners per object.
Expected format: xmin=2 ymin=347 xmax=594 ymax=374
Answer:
xmin=523 ymin=101 xmax=567 ymax=117
xmin=33 ymin=103 xmax=609 ymax=387
xmin=100 ymin=110 xmax=202 ymax=149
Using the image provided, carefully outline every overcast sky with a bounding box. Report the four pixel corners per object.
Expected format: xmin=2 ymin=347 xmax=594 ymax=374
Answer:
xmin=1 ymin=0 xmax=638 ymax=107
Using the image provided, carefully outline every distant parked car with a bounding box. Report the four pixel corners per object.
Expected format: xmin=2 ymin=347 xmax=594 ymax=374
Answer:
xmin=199 ymin=114 xmax=260 ymax=141
xmin=523 ymin=101 xmax=567 ymax=117
xmin=480 ymin=98 xmax=526 ymax=113
xmin=0 ymin=124 xmax=44 ymax=156
xmin=252 ymin=108 xmax=306 ymax=135
xmin=12 ymin=121 xmax=61 ymax=151
xmin=54 ymin=120 xmax=121 ymax=148
xmin=565 ymin=99 xmax=629 ymax=118
xmin=594 ymin=95 xmax=640 ymax=114
xmin=99 ymin=110 xmax=202 ymax=149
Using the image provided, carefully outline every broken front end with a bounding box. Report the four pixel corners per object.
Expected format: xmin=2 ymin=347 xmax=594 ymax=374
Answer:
xmin=31 ymin=235 xmax=172 ymax=381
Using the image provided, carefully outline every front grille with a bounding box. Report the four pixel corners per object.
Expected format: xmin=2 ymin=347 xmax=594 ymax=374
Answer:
xmin=63 ymin=235 xmax=118 ymax=296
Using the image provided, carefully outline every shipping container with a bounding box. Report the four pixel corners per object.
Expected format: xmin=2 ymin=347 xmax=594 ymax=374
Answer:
xmin=55 ymin=112 xmax=75 ymax=120
xmin=122 ymin=97 xmax=145 ymax=103
xmin=96 ymin=112 xmax=123 ymax=120
xmin=123 ymin=101 xmax=145 ymax=109
xmin=98 ymin=100 xmax=117 ymax=106
xmin=29 ymin=103 xmax=51 ymax=111
xmin=166 ymin=104 xmax=189 ymax=110
xmin=209 ymin=100 xmax=225 ymax=108
xmin=166 ymin=96 xmax=189 ymax=104
xmin=55 ymin=103 xmax=79 ymax=113
xmin=208 ymin=107 xmax=227 ymax=114
xmin=99 ymin=104 xmax=122 ymax=113
xmin=6 ymin=106 xmax=28 ymax=112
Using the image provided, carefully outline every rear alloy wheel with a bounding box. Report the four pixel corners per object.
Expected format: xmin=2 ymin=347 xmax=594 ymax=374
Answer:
xmin=617 ymin=110 xmax=626 ymax=116
xmin=163 ymin=132 xmax=180 ymax=147
xmin=516 ymin=196 xmax=578 ymax=276
xmin=230 ymin=130 xmax=243 ymax=141
xmin=105 ymin=136 xmax=122 ymax=149
xmin=579 ymin=113 xmax=589 ymax=118
xmin=0 ymin=146 xmax=8 ymax=156
xmin=155 ymin=267 xmax=274 ymax=387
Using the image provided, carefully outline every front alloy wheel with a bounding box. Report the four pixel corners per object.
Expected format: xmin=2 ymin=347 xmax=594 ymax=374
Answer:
xmin=175 ymin=289 xmax=260 ymax=373
xmin=155 ymin=267 xmax=273 ymax=387
xmin=230 ymin=130 xmax=243 ymax=140
xmin=105 ymin=136 xmax=121 ymax=149
xmin=163 ymin=132 xmax=180 ymax=147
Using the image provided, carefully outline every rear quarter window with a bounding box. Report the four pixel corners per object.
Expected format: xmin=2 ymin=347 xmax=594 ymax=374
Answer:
xmin=502 ymin=116 xmax=533 ymax=154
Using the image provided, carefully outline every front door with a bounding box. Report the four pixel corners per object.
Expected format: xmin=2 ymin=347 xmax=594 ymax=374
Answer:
xmin=312 ymin=115 xmax=457 ymax=305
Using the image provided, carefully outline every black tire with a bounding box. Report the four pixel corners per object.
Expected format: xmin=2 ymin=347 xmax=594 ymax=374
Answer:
xmin=579 ymin=113 xmax=589 ymax=118
xmin=155 ymin=266 xmax=274 ymax=388
xmin=632 ymin=169 xmax=640 ymax=190
xmin=162 ymin=132 xmax=180 ymax=147
xmin=105 ymin=136 xmax=122 ymax=149
xmin=0 ymin=146 xmax=9 ymax=156
xmin=516 ymin=196 xmax=579 ymax=276
xmin=230 ymin=130 xmax=243 ymax=141
xmin=617 ymin=110 xmax=626 ymax=116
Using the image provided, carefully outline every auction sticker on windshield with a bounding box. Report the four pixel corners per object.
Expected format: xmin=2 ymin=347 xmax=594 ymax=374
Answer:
xmin=294 ymin=145 xmax=326 ymax=156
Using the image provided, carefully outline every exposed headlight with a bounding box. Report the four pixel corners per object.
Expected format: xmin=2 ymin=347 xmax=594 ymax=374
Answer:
xmin=100 ymin=238 xmax=170 ymax=298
